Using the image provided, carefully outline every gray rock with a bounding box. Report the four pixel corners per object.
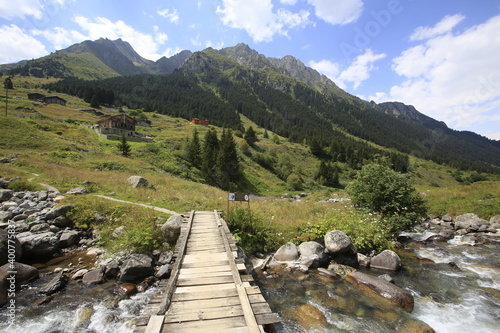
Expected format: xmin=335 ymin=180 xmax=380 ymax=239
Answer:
xmin=46 ymin=205 xmax=75 ymax=220
xmin=0 ymin=262 xmax=39 ymax=287
xmin=126 ymin=176 xmax=155 ymax=189
xmin=111 ymin=226 xmax=125 ymax=238
xmin=324 ymin=230 xmax=352 ymax=254
xmin=155 ymin=264 xmax=170 ymax=279
xmin=490 ymin=215 xmax=500 ymax=229
xmin=298 ymin=241 xmax=327 ymax=268
xmin=158 ymin=251 xmax=173 ymax=265
xmin=371 ymin=250 xmax=401 ymax=271
xmin=454 ymin=213 xmax=489 ymax=230
xmin=442 ymin=214 xmax=453 ymax=222
xmin=38 ymin=191 xmax=49 ymax=201
xmin=357 ymin=253 xmax=371 ymax=268
xmin=59 ymin=230 xmax=79 ymax=248
xmin=118 ymin=254 xmax=154 ymax=282
xmin=161 ymin=215 xmax=184 ymax=244
xmin=274 ymin=242 xmax=299 ymax=262
xmin=378 ymin=274 xmax=394 ymax=283
xmin=52 ymin=216 xmax=72 ymax=228
xmin=17 ymin=231 xmax=60 ymax=258
xmin=66 ymin=187 xmax=87 ymax=195
xmin=0 ymin=211 xmax=12 ymax=222
xmin=82 ymin=268 xmax=105 ymax=285
xmin=30 ymin=223 xmax=50 ymax=233
xmin=41 ymin=272 xmax=69 ymax=295
xmin=0 ymin=189 xmax=13 ymax=202
xmin=347 ymin=271 xmax=414 ymax=312
xmin=0 ymin=229 xmax=22 ymax=265
xmin=104 ymin=259 xmax=120 ymax=278
xmin=71 ymin=269 xmax=88 ymax=280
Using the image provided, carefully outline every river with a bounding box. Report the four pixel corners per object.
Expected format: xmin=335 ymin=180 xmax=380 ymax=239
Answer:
xmin=1 ymin=231 xmax=499 ymax=332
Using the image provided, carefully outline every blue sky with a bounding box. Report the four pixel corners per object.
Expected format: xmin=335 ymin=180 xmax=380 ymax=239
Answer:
xmin=1 ymin=0 xmax=500 ymax=140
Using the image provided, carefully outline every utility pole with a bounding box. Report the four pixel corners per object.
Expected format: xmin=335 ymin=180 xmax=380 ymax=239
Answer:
xmin=5 ymin=84 xmax=8 ymax=116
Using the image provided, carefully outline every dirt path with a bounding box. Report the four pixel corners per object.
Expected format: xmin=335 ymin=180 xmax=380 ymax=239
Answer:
xmin=19 ymin=169 xmax=179 ymax=215
xmin=94 ymin=195 xmax=178 ymax=215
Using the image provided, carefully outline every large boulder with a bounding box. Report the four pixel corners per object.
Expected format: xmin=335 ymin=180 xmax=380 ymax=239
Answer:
xmin=127 ymin=176 xmax=155 ymax=190
xmin=0 ymin=262 xmax=39 ymax=287
xmin=454 ymin=213 xmax=489 ymax=231
xmin=17 ymin=231 xmax=60 ymax=259
xmin=274 ymin=242 xmax=299 ymax=262
xmin=298 ymin=241 xmax=327 ymax=268
xmin=324 ymin=230 xmax=358 ymax=266
xmin=66 ymin=187 xmax=87 ymax=195
xmin=161 ymin=215 xmax=184 ymax=244
xmin=118 ymin=254 xmax=154 ymax=282
xmin=0 ymin=229 xmax=22 ymax=265
xmin=59 ymin=230 xmax=80 ymax=248
xmin=371 ymin=250 xmax=402 ymax=272
xmin=346 ymin=271 xmax=414 ymax=312
xmin=82 ymin=267 xmax=105 ymax=286
xmin=324 ymin=230 xmax=352 ymax=254
xmin=490 ymin=215 xmax=500 ymax=229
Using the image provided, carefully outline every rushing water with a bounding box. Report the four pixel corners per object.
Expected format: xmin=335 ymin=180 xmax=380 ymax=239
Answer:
xmin=1 ymin=233 xmax=499 ymax=332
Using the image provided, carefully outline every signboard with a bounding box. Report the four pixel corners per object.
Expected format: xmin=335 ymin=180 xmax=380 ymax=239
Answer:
xmin=228 ymin=192 xmax=249 ymax=202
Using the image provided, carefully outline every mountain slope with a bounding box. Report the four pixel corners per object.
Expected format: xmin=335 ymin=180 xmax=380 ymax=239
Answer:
xmin=5 ymin=38 xmax=499 ymax=172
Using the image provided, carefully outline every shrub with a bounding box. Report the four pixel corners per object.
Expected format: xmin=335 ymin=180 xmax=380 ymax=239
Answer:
xmin=7 ymin=179 xmax=40 ymax=192
xmin=346 ymin=158 xmax=427 ymax=234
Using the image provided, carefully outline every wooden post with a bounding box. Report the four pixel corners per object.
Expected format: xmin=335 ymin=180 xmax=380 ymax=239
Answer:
xmin=5 ymin=85 xmax=7 ymax=117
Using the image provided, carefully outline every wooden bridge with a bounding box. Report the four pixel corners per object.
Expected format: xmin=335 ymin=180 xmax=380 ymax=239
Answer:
xmin=133 ymin=210 xmax=280 ymax=333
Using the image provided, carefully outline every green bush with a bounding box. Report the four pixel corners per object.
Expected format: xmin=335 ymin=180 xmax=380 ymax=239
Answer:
xmin=227 ymin=206 xmax=279 ymax=253
xmin=346 ymin=158 xmax=427 ymax=234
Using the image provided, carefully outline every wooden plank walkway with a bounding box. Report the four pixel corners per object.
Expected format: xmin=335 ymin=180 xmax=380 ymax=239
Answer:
xmin=133 ymin=210 xmax=279 ymax=333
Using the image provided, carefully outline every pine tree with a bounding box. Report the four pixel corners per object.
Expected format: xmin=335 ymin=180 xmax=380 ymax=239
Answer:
xmin=117 ymin=134 xmax=131 ymax=157
xmin=218 ymin=129 xmax=241 ymax=189
xmin=90 ymin=95 xmax=99 ymax=108
xmin=201 ymin=128 xmax=219 ymax=184
xmin=185 ymin=129 xmax=201 ymax=168
xmin=3 ymin=77 xmax=13 ymax=90
xmin=244 ymin=126 xmax=258 ymax=146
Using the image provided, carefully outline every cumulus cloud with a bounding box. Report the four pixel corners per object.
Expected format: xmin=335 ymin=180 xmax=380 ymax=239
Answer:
xmin=72 ymin=16 xmax=169 ymax=60
xmin=0 ymin=0 xmax=43 ymax=20
xmin=371 ymin=14 xmax=500 ymax=134
xmin=216 ymin=0 xmax=311 ymax=42
xmin=0 ymin=24 xmax=47 ymax=63
xmin=31 ymin=26 xmax=84 ymax=50
xmin=157 ymin=8 xmax=180 ymax=24
xmin=310 ymin=49 xmax=385 ymax=89
xmin=410 ymin=14 xmax=465 ymax=41
xmin=307 ymin=0 xmax=363 ymax=25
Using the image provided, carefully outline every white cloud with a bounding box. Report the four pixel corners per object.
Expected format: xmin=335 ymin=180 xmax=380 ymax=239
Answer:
xmin=31 ymin=26 xmax=84 ymax=50
xmin=72 ymin=16 xmax=168 ymax=60
xmin=310 ymin=49 xmax=385 ymax=89
xmin=372 ymin=14 xmax=500 ymax=135
xmin=307 ymin=0 xmax=363 ymax=25
xmin=280 ymin=0 xmax=298 ymax=5
xmin=0 ymin=24 xmax=47 ymax=63
xmin=157 ymin=8 xmax=180 ymax=24
xmin=0 ymin=0 xmax=43 ymax=20
xmin=216 ymin=0 xmax=311 ymax=42
xmin=410 ymin=14 xmax=465 ymax=41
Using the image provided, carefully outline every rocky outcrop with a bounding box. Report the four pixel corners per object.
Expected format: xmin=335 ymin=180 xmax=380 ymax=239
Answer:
xmin=346 ymin=271 xmax=414 ymax=312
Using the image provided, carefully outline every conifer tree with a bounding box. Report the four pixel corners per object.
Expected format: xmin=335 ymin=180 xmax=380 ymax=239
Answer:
xmin=185 ymin=129 xmax=201 ymax=168
xmin=218 ymin=129 xmax=241 ymax=189
xmin=201 ymin=128 xmax=219 ymax=184
xmin=117 ymin=134 xmax=131 ymax=157
xmin=244 ymin=126 xmax=258 ymax=146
